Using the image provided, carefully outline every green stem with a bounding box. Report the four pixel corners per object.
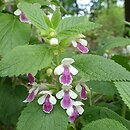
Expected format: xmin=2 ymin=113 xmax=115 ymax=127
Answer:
xmin=122 ymin=103 xmax=127 ymax=118
xmin=56 ymin=46 xmax=60 ymax=65
xmin=89 ymin=90 xmax=93 ymax=106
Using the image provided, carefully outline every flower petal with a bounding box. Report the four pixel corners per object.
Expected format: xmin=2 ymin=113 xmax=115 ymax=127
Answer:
xmin=72 ymin=40 xmax=77 ymax=47
xmin=80 ymin=86 xmax=87 ymax=100
xmin=75 ymin=84 xmax=82 ymax=92
xmin=76 ymin=106 xmax=84 ymax=115
xmin=34 ymin=87 xmax=39 ymax=95
xmin=59 ymin=67 xmax=72 ymax=85
xmin=28 ymin=73 xmax=35 ymax=85
xmin=38 ymin=95 xmax=46 ymax=105
xmin=49 ymin=95 xmax=57 ymax=105
xmin=69 ymin=90 xmax=77 ymax=99
xmin=54 ymin=64 xmax=64 ymax=75
xmin=69 ymin=108 xmax=79 ymax=123
xmin=61 ymin=91 xmax=72 ymax=109
xmin=56 ymin=90 xmax=64 ymax=99
xmin=66 ymin=106 xmax=74 ymax=116
xmin=69 ymin=65 xmax=78 ymax=75
xmin=62 ymin=58 xmax=74 ymax=66
xmin=19 ymin=12 xmax=29 ymax=23
xmin=23 ymin=90 xmax=35 ymax=103
xmin=77 ymin=43 xmax=89 ymax=53
xmin=78 ymin=39 xmax=88 ymax=46
xmin=39 ymin=90 xmax=52 ymax=95
xmin=14 ymin=9 xmax=21 ymax=16
xmin=73 ymin=101 xmax=84 ymax=106
xmin=29 ymin=87 xmax=35 ymax=93
xmin=43 ymin=96 xmax=53 ymax=113
xmin=59 ymin=74 xmax=72 ymax=85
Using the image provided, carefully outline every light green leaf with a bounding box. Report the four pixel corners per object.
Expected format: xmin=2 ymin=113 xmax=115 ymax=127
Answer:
xmin=99 ymin=37 xmax=130 ymax=54
xmin=51 ymin=8 xmax=61 ymax=29
xmin=56 ymin=16 xmax=100 ymax=40
xmin=73 ymin=54 xmax=130 ymax=81
xmin=0 ymin=45 xmax=53 ymax=77
xmin=17 ymin=101 xmax=68 ymax=130
xmin=82 ymin=118 xmax=128 ymax=130
xmin=0 ymin=83 xmax=27 ymax=125
xmin=0 ymin=13 xmax=31 ymax=56
xmin=115 ymin=82 xmax=130 ymax=109
xmin=18 ymin=2 xmax=48 ymax=30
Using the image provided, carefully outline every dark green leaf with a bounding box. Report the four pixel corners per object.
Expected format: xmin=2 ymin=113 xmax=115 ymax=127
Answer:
xmin=0 ymin=83 xmax=27 ymax=125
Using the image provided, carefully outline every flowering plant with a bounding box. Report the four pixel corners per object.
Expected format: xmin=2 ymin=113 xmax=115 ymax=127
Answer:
xmin=0 ymin=1 xmax=130 ymax=130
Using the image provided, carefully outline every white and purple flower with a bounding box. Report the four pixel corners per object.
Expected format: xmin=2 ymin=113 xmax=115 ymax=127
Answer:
xmin=14 ymin=9 xmax=30 ymax=23
xmin=75 ymin=83 xmax=89 ymax=100
xmin=28 ymin=73 xmax=35 ymax=85
xmin=72 ymin=34 xmax=89 ymax=53
xmin=56 ymin=85 xmax=77 ymax=109
xmin=66 ymin=101 xmax=84 ymax=123
xmin=23 ymin=83 xmax=39 ymax=103
xmin=54 ymin=58 xmax=78 ymax=85
xmin=38 ymin=90 xmax=57 ymax=113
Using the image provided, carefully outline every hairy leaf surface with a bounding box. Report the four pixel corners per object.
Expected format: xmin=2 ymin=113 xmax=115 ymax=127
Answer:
xmin=17 ymin=101 xmax=68 ymax=130
xmin=0 ymin=13 xmax=31 ymax=56
xmin=0 ymin=45 xmax=53 ymax=76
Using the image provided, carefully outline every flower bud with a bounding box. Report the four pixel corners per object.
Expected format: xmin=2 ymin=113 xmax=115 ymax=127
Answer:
xmin=46 ymin=68 xmax=53 ymax=76
xmin=50 ymin=31 xmax=56 ymax=37
xmin=50 ymin=38 xmax=59 ymax=46
xmin=126 ymin=45 xmax=130 ymax=53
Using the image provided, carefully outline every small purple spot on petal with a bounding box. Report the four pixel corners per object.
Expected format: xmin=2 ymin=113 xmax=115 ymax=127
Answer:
xmin=43 ymin=96 xmax=53 ymax=113
xmin=28 ymin=73 xmax=35 ymax=85
xmin=77 ymin=43 xmax=89 ymax=53
xmin=59 ymin=67 xmax=72 ymax=85
xmin=69 ymin=107 xmax=79 ymax=123
xmin=19 ymin=12 xmax=29 ymax=23
xmin=80 ymin=87 xmax=87 ymax=100
xmin=61 ymin=91 xmax=72 ymax=109
xmin=26 ymin=90 xmax=35 ymax=103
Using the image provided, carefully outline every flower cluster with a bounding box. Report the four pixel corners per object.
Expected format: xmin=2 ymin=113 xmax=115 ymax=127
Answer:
xmin=24 ymin=56 xmax=89 ymax=122
xmin=54 ymin=58 xmax=89 ymax=122
xmin=23 ymin=34 xmax=89 ymax=123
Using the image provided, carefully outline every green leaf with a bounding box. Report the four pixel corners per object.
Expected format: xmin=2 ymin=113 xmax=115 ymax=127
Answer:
xmin=51 ymin=9 xmax=61 ymax=29
xmin=56 ymin=16 xmax=100 ymax=40
xmin=0 ymin=83 xmax=27 ymax=125
xmin=17 ymin=101 xmax=68 ymax=130
xmin=18 ymin=2 xmax=48 ymax=30
xmin=87 ymin=81 xmax=117 ymax=96
xmin=73 ymin=54 xmax=130 ymax=81
xmin=0 ymin=45 xmax=53 ymax=77
xmin=99 ymin=37 xmax=130 ymax=54
xmin=82 ymin=118 xmax=128 ymax=130
xmin=83 ymin=106 xmax=130 ymax=129
xmin=0 ymin=13 xmax=31 ymax=56
xmin=115 ymin=82 xmax=130 ymax=109
xmin=100 ymin=107 xmax=130 ymax=130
